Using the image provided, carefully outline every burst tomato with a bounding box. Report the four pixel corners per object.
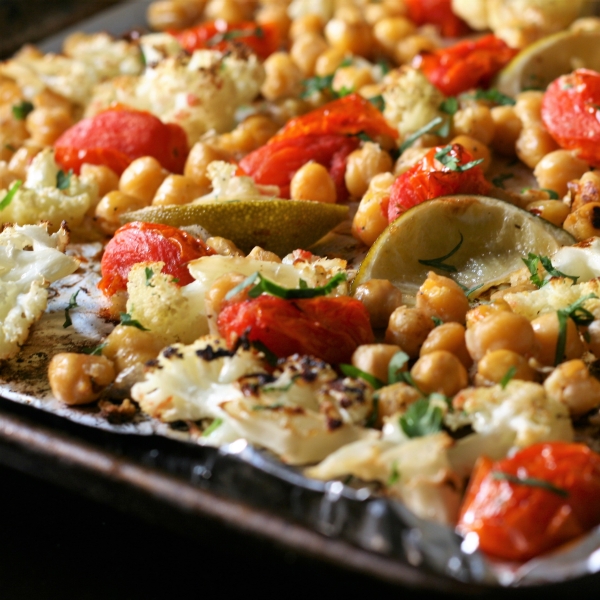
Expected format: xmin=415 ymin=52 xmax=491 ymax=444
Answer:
xmin=457 ymin=442 xmax=600 ymax=562
xmin=217 ymin=294 xmax=374 ymax=365
xmin=387 ymin=144 xmax=490 ymax=221
xmin=405 ymin=0 xmax=471 ymax=38
xmin=541 ymin=69 xmax=600 ymax=168
xmin=54 ymin=107 xmax=189 ymax=175
xmin=239 ymin=133 xmax=359 ymax=200
xmin=414 ymin=34 xmax=518 ymax=97
xmin=98 ymin=222 xmax=214 ymax=296
xmin=172 ymin=20 xmax=280 ymax=59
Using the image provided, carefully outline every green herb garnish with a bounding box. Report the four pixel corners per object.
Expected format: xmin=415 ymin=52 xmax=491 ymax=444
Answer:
xmin=439 ymin=97 xmax=459 ymax=115
xmin=81 ymin=343 xmax=107 ymax=356
xmin=202 ymin=418 xmax=223 ymax=436
xmin=387 ymin=351 xmax=410 ymax=385
xmin=431 ymin=316 xmax=444 ymax=327
xmin=555 ymin=294 xmax=597 ymax=365
xmin=368 ymin=94 xmax=385 ymax=112
xmin=63 ymin=290 xmax=80 ymax=329
xmin=500 ymin=365 xmax=517 ymax=389
xmin=399 ymin=398 xmax=443 ymax=438
xmin=387 ymin=460 xmax=400 ymax=485
xmin=12 ymin=100 xmax=34 ymax=120
xmin=252 ymin=403 xmax=284 ymax=411
xmin=461 ymin=88 xmax=515 ymax=106
xmin=418 ymin=232 xmax=463 ymax=273
xmin=522 ymin=253 xmax=579 ymax=288
xmin=120 ymin=312 xmax=150 ymax=331
xmin=339 ymin=364 xmax=383 ymax=390
xmin=491 ymin=471 xmax=569 ymax=498
xmin=400 ymin=116 xmax=447 ymax=153
xmin=434 ymin=145 xmax=483 ymax=172
xmin=56 ymin=169 xmax=73 ymax=190
xmin=492 ymin=173 xmax=514 ymax=188
xmin=144 ymin=267 xmax=155 ymax=287
xmin=0 ymin=180 xmax=22 ymax=210
xmin=364 ymin=395 xmax=379 ymax=428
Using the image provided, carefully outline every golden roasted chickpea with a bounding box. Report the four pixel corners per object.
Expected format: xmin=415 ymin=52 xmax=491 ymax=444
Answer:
xmin=95 ymin=191 xmax=148 ymax=234
xmin=152 ymin=174 xmax=204 ymax=206
xmin=204 ymin=0 xmax=248 ymax=22
xmin=465 ymin=299 xmax=512 ymax=328
xmin=289 ymin=13 xmax=324 ymax=40
xmin=410 ymin=350 xmax=469 ymax=397
xmin=79 ymin=164 xmax=119 ymax=199
xmin=351 ymin=172 xmax=394 ymax=246
xmin=373 ymin=17 xmax=415 ymax=56
xmin=563 ymin=202 xmax=600 ymax=241
xmin=261 ymin=52 xmax=304 ymax=101
xmin=475 ymin=349 xmax=537 ymax=386
xmin=324 ymin=18 xmax=373 ymax=57
xmin=205 ymin=272 xmax=247 ymax=335
xmin=543 ymin=359 xmax=600 ymax=416
xmin=119 ymin=157 xmax=168 ymax=204
xmin=7 ymin=141 xmax=41 ymax=179
xmin=290 ymin=162 xmax=337 ymax=203
xmin=490 ymin=105 xmax=522 ymax=157
xmin=102 ymin=325 xmax=165 ymax=373
xmin=147 ymin=0 xmax=204 ymax=30
xmin=216 ymin=114 xmax=279 ymax=156
xmin=205 ymin=236 xmax=244 ymax=257
xmin=385 ymin=306 xmax=435 ymax=358
xmin=453 ymin=105 xmax=495 ymax=146
xmin=416 ymin=271 xmax=469 ymax=324
xmin=25 ymin=107 xmax=73 ymax=146
xmin=465 ymin=311 xmax=536 ymax=362
xmin=526 ymin=199 xmax=570 ymax=227
xmin=353 ymin=279 xmax=404 ymax=329
xmin=377 ymin=382 xmax=421 ymax=422
xmin=585 ymin=320 xmax=600 ymax=357
xmin=420 ymin=322 xmax=472 ymax=369
xmin=450 ymin=135 xmax=491 ymax=172
xmin=531 ymin=312 xmax=584 ymax=366
xmin=533 ymin=150 xmax=589 ymax=198
xmin=247 ymin=246 xmax=281 ymax=263
xmin=48 ymin=353 xmax=115 ymax=405
xmin=344 ymin=142 xmax=393 ymax=199
xmin=569 ymin=171 xmax=600 ymax=212
xmin=184 ymin=141 xmax=230 ymax=191
xmin=290 ymin=32 xmax=329 ymax=76
xmin=351 ymin=343 xmax=404 ymax=384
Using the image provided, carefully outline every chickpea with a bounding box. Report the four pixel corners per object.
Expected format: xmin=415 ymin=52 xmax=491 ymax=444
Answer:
xmin=585 ymin=320 xmax=600 ymax=357
xmin=48 ymin=353 xmax=115 ymax=405
xmin=516 ymin=124 xmax=559 ymax=169
xmin=95 ymin=191 xmax=148 ymax=234
xmin=289 ymin=14 xmax=324 ymax=40
xmin=373 ymin=17 xmax=415 ymax=56
xmin=103 ymin=325 xmax=168 ymax=373
xmin=465 ymin=299 xmax=512 ymax=328
xmin=261 ymin=52 xmax=304 ymax=101
xmin=377 ymin=382 xmax=421 ymax=422
xmin=365 ymin=2 xmax=406 ymax=25
xmin=8 ymin=142 xmax=43 ymax=179
xmin=247 ymin=246 xmax=281 ymax=262
xmin=256 ymin=3 xmax=291 ymax=40
xmin=465 ymin=311 xmax=536 ymax=362
xmin=420 ymin=322 xmax=472 ymax=369
xmin=0 ymin=78 xmax=23 ymax=104
xmin=205 ymin=273 xmax=247 ymax=335
xmin=332 ymin=66 xmax=375 ymax=96
xmin=353 ymin=278 xmax=403 ymax=329
xmin=206 ymin=236 xmax=244 ymax=257
xmin=570 ymin=17 xmax=600 ymax=33
xmin=0 ymin=105 xmax=28 ymax=156
xmin=452 ymin=105 xmax=495 ymax=146
xmin=531 ymin=312 xmax=584 ymax=366
xmin=152 ymin=174 xmax=204 ymax=206
xmin=325 ymin=18 xmax=373 ymax=57
xmin=490 ymin=105 xmax=522 ymax=157
xmin=416 ymin=271 xmax=469 ymax=325
xmin=411 ymin=351 xmax=469 ymax=397
xmin=514 ymin=91 xmax=545 ymax=126
xmin=385 ymin=306 xmax=435 ymax=358
xmin=351 ymin=343 xmax=404 ymax=384
xmin=290 ymin=162 xmax=337 ymax=203
xmin=563 ymin=202 xmax=600 ymax=241
xmin=79 ymin=164 xmax=119 ymax=200
xmin=314 ymin=47 xmax=347 ymax=77
xmin=526 ymin=199 xmax=570 ymax=227
xmin=344 ymin=142 xmax=393 ymax=199
xmin=25 ymin=107 xmax=73 ymax=146
xmin=32 ymin=89 xmax=73 ymax=113
xmin=184 ymin=141 xmax=230 ymax=190
xmin=475 ymin=349 xmax=537 ymax=386
xmin=119 ymin=157 xmax=168 ymax=204
xmin=215 ymin=115 xmax=279 ymax=156
xmin=291 ymin=32 xmax=329 ymax=76
xmin=351 ymin=172 xmax=394 ymax=246
xmin=544 ymin=359 xmax=600 ymax=416
xmin=569 ymin=171 xmax=600 ymax=212
xmin=448 ymin=134 xmax=491 ymax=172
xmin=394 ymin=34 xmax=437 ymax=64
xmin=533 ymin=150 xmax=589 ymax=198
xmin=204 ymin=0 xmax=249 ymax=22
xmin=147 ymin=0 xmax=204 ymax=30
xmin=0 ymin=162 xmax=16 ymax=189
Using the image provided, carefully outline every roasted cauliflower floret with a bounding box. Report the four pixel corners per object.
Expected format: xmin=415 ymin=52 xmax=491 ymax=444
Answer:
xmin=0 ymin=223 xmax=79 ymax=360
xmin=0 ymin=149 xmax=96 ymax=229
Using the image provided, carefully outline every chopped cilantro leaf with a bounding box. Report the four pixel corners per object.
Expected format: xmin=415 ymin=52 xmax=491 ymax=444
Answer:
xmin=63 ymin=290 xmax=80 ymax=329
xmin=56 ymin=169 xmax=73 ymax=190
xmin=340 ymin=363 xmax=384 ymax=389
xmin=491 ymin=471 xmax=569 ymax=497
xmin=0 ymin=180 xmax=22 ymax=210
xmin=120 ymin=312 xmax=150 ymax=331
xmin=418 ymin=232 xmax=463 ymax=273
xmin=399 ymin=398 xmax=443 ymax=438
xmin=12 ymin=100 xmax=34 ymax=120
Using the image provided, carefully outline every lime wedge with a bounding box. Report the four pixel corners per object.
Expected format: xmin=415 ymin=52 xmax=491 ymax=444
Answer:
xmin=496 ymin=29 xmax=600 ymax=96
xmin=120 ymin=200 xmax=349 ymax=257
xmin=352 ymin=195 xmax=574 ymax=301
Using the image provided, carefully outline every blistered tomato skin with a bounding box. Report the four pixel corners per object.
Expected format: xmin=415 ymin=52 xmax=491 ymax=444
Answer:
xmin=457 ymin=442 xmax=600 ymax=562
xmin=541 ymin=69 xmax=600 ymax=168
xmin=54 ymin=107 xmax=189 ymax=175
xmin=387 ymin=144 xmax=491 ymax=221
xmin=99 ymin=222 xmax=214 ymax=296
xmin=405 ymin=0 xmax=471 ymax=38
xmin=414 ymin=34 xmax=518 ymax=97
xmin=217 ymin=295 xmax=375 ymax=365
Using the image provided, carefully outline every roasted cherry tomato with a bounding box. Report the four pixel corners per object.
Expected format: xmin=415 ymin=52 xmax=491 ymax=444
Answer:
xmin=405 ymin=0 xmax=471 ymax=38
xmin=414 ymin=34 xmax=518 ymax=97
xmin=387 ymin=144 xmax=490 ymax=221
xmin=457 ymin=442 xmax=600 ymax=562
xmin=541 ymin=69 xmax=600 ymax=168
xmin=54 ymin=107 xmax=189 ymax=175
xmin=269 ymin=93 xmax=399 ymax=144
xmin=218 ymin=294 xmax=375 ymax=365
xmin=99 ymin=222 xmax=214 ymax=296
xmin=239 ymin=133 xmax=359 ymax=200
xmin=172 ymin=20 xmax=280 ymax=59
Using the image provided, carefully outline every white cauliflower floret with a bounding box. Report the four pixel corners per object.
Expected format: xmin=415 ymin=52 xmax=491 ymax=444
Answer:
xmin=62 ymin=32 xmax=144 ymax=80
xmin=131 ymin=336 xmax=267 ymax=422
xmin=447 ymin=381 xmax=573 ymax=477
xmin=0 ymin=223 xmax=78 ymax=359
xmin=288 ymin=0 xmax=335 ymax=22
xmin=503 ymin=278 xmax=600 ymax=320
xmin=0 ymin=149 xmax=95 ymax=229
xmin=452 ymin=0 xmax=585 ymax=47
xmin=382 ymin=66 xmax=446 ymax=142
xmin=126 ymin=262 xmax=209 ymax=347
xmin=87 ymin=48 xmax=265 ymax=144
xmin=551 ymin=237 xmax=600 ymax=283
xmin=139 ymin=33 xmax=185 ymax=64
xmin=306 ymin=432 xmax=462 ymax=525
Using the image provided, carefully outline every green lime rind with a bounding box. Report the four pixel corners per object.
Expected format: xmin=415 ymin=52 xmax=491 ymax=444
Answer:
xmin=121 ymin=199 xmax=349 ymax=257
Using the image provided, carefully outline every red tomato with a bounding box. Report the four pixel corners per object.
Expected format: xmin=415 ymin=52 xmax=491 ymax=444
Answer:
xmin=239 ymin=133 xmax=360 ymax=200
xmin=405 ymin=0 xmax=471 ymax=38
xmin=172 ymin=20 xmax=280 ymax=59
xmin=98 ymin=222 xmax=214 ymax=296
xmin=414 ymin=34 xmax=518 ymax=97
xmin=541 ymin=69 xmax=600 ymax=168
xmin=457 ymin=442 xmax=600 ymax=562
xmin=387 ymin=144 xmax=490 ymax=221
xmin=269 ymin=93 xmax=399 ymax=144
xmin=218 ymin=294 xmax=375 ymax=365
xmin=54 ymin=107 xmax=189 ymax=175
